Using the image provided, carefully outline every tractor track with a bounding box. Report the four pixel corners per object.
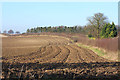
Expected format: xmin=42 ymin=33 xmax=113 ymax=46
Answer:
xmin=2 ymin=35 xmax=119 ymax=79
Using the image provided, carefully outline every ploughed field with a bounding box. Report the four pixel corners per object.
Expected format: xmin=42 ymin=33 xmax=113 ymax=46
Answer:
xmin=2 ymin=35 xmax=119 ymax=79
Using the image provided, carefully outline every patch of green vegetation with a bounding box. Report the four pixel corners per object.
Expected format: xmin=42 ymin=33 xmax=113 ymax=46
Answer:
xmin=77 ymin=43 xmax=105 ymax=57
xmin=71 ymin=40 xmax=74 ymax=43
xmin=91 ymin=48 xmax=104 ymax=56
xmin=88 ymin=37 xmax=96 ymax=40
xmin=100 ymin=22 xmax=117 ymax=38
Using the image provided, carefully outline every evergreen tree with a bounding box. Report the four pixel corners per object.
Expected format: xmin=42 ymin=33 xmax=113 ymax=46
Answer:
xmin=100 ymin=22 xmax=117 ymax=38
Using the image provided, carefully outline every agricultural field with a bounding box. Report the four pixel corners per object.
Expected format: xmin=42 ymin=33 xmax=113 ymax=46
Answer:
xmin=2 ymin=35 xmax=119 ymax=79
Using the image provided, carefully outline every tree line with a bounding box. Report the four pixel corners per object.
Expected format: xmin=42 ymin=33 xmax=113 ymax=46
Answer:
xmin=26 ymin=26 xmax=86 ymax=34
xmin=2 ymin=13 xmax=117 ymax=38
xmin=26 ymin=13 xmax=117 ymax=38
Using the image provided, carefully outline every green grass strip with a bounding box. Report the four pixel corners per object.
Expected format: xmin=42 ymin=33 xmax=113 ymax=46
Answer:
xmin=76 ymin=43 xmax=105 ymax=56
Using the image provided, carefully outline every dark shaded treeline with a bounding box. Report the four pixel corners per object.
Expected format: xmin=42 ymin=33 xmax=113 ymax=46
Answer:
xmin=26 ymin=25 xmax=86 ymax=34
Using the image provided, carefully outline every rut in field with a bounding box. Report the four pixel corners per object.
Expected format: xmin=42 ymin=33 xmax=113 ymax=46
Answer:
xmin=2 ymin=36 xmax=119 ymax=79
xmin=3 ymin=43 xmax=110 ymax=63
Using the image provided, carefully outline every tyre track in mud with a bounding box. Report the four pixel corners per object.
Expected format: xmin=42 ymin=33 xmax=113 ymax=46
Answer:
xmin=13 ymin=45 xmax=61 ymax=63
xmin=3 ymin=44 xmax=111 ymax=63
xmin=2 ymin=35 xmax=112 ymax=64
xmin=2 ymin=44 xmax=47 ymax=61
xmin=65 ymin=45 xmax=81 ymax=63
xmin=70 ymin=44 xmax=97 ymax=62
xmin=49 ymin=45 xmax=70 ymax=63
xmin=67 ymin=45 xmax=85 ymax=63
xmin=2 ymin=35 xmax=118 ymax=79
xmin=37 ymin=45 xmax=61 ymax=63
xmin=72 ymin=45 xmax=110 ymax=62
xmin=4 ymin=45 xmax=53 ymax=63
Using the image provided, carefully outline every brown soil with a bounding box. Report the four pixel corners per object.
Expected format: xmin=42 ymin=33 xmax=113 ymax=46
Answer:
xmin=2 ymin=35 xmax=119 ymax=79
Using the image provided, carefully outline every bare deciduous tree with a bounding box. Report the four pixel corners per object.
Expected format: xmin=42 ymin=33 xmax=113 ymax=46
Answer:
xmin=87 ymin=13 xmax=108 ymax=38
